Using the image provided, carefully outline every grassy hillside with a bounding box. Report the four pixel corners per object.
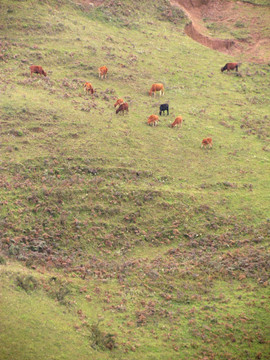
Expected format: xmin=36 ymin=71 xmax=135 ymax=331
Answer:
xmin=0 ymin=0 xmax=269 ymax=359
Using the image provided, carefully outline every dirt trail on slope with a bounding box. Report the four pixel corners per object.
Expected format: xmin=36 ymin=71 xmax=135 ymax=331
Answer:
xmin=171 ymin=0 xmax=235 ymax=51
xmin=170 ymin=0 xmax=270 ymax=63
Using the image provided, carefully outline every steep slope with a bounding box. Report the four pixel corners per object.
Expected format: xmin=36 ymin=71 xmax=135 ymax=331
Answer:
xmin=0 ymin=1 xmax=269 ymax=359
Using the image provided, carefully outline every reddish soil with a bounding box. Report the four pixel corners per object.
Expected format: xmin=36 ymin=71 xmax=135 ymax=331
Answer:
xmin=170 ymin=0 xmax=270 ymax=63
xmin=184 ymin=22 xmax=235 ymax=51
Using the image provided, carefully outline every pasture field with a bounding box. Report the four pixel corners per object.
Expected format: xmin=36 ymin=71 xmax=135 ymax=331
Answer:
xmin=0 ymin=0 xmax=269 ymax=359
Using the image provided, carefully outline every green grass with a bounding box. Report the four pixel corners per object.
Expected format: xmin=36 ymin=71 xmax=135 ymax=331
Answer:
xmin=1 ymin=262 xmax=269 ymax=359
xmin=235 ymin=0 xmax=270 ymax=5
xmin=0 ymin=0 xmax=270 ymax=359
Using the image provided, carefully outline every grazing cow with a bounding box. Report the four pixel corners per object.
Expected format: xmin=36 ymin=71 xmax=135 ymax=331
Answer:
xmin=114 ymin=98 xmax=124 ymax=108
xmin=170 ymin=116 xmax=183 ymax=128
xmin=159 ymin=103 xmax=169 ymax=116
xmin=221 ymin=63 xmax=239 ymax=72
xmin=149 ymin=83 xmax=164 ymax=97
xmin=201 ymin=137 xmax=213 ymax=149
xmin=98 ymin=66 xmax=108 ymax=79
xmin=147 ymin=114 xmax=159 ymax=126
xmin=83 ymin=82 xmax=94 ymax=94
xmin=30 ymin=65 xmax=47 ymax=77
xmin=116 ymin=102 xmax=129 ymax=115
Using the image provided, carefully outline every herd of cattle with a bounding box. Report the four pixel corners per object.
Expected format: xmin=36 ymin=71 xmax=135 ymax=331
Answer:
xmin=29 ymin=62 xmax=239 ymax=149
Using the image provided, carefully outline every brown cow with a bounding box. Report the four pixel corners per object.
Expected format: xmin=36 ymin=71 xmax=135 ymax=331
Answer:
xmin=147 ymin=114 xmax=159 ymax=126
xmin=114 ymin=98 xmax=124 ymax=108
xmin=116 ymin=102 xmax=129 ymax=115
xmin=83 ymin=82 xmax=94 ymax=94
xmin=149 ymin=83 xmax=164 ymax=97
xmin=201 ymin=138 xmax=213 ymax=149
xmin=98 ymin=66 xmax=108 ymax=79
xmin=170 ymin=116 xmax=183 ymax=128
xmin=30 ymin=65 xmax=47 ymax=77
xmin=221 ymin=63 xmax=239 ymax=72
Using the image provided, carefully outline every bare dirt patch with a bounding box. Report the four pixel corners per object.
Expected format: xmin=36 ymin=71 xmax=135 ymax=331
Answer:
xmin=170 ymin=0 xmax=270 ymax=63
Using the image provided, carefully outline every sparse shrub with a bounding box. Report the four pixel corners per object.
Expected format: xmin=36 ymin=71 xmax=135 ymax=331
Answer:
xmin=25 ymin=258 xmax=34 ymax=268
xmin=206 ymin=22 xmax=217 ymax=31
xmin=235 ymin=21 xmax=245 ymax=28
xmin=16 ymin=275 xmax=38 ymax=292
xmin=159 ymin=5 xmax=185 ymax=23
xmin=90 ymin=322 xmax=116 ymax=350
xmin=230 ymin=30 xmax=251 ymax=41
xmin=46 ymin=279 xmax=71 ymax=305
xmin=8 ymin=244 xmax=20 ymax=256
xmin=10 ymin=129 xmax=23 ymax=137
xmin=0 ymin=255 xmax=6 ymax=265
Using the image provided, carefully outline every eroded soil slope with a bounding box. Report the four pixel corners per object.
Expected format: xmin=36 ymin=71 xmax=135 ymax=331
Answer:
xmin=171 ymin=0 xmax=270 ymax=63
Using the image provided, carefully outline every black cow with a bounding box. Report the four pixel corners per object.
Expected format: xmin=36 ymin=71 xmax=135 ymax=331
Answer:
xmin=159 ymin=103 xmax=169 ymax=116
